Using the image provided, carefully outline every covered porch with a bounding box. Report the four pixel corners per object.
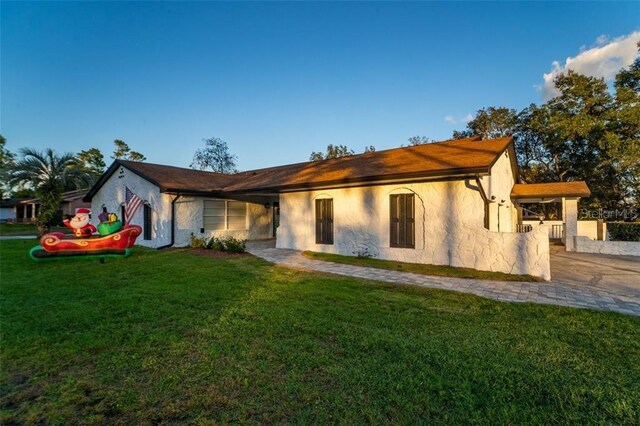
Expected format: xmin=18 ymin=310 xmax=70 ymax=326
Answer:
xmin=15 ymin=202 xmax=39 ymax=223
xmin=511 ymin=181 xmax=592 ymax=251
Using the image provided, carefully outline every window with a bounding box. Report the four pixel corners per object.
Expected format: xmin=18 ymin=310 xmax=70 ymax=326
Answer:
xmin=390 ymin=194 xmax=415 ymax=248
xmin=203 ymin=200 xmax=247 ymax=231
xmin=143 ymin=204 xmax=152 ymax=240
xmin=315 ymin=198 xmax=333 ymax=244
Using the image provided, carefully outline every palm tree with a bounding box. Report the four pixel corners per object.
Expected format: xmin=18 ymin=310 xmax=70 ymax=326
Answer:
xmin=9 ymin=148 xmax=91 ymax=234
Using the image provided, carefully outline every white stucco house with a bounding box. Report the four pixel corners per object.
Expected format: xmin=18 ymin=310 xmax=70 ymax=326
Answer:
xmin=84 ymin=136 xmax=593 ymax=280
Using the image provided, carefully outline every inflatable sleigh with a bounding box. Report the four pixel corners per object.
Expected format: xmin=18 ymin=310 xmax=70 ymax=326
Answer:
xmin=29 ymin=224 xmax=142 ymax=262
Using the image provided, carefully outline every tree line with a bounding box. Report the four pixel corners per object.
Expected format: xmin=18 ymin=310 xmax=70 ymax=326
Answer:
xmin=451 ymin=60 xmax=639 ymax=212
xmin=1 ymin=138 xmax=146 ymax=197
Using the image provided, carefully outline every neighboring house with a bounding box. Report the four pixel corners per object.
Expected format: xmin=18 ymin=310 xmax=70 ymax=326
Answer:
xmin=84 ymin=136 xmax=592 ymax=280
xmin=9 ymin=189 xmax=91 ymax=223
xmin=0 ymin=198 xmax=19 ymax=223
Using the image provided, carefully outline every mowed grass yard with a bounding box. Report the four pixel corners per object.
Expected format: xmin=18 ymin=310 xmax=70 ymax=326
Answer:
xmin=0 ymin=223 xmax=69 ymax=236
xmin=1 ymin=239 xmax=639 ymax=424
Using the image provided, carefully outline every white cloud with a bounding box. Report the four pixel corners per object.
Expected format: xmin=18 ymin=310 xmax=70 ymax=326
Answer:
xmin=539 ymin=31 xmax=640 ymax=100
xmin=444 ymin=113 xmax=474 ymax=125
xmin=461 ymin=113 xmax=474 ymax=123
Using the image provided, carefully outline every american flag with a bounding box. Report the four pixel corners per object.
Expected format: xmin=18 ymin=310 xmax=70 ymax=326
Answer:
xmin=125 ymin=187 xmax=143 ymax=225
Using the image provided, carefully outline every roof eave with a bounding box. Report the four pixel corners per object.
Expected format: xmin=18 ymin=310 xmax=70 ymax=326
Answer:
xmin=162 ymin=188 xmax=227 ymax=197
xmin=512 ymin=192 xmax=591 ymax=199
xmin=224 ymin=167 xmax=491 ymax=194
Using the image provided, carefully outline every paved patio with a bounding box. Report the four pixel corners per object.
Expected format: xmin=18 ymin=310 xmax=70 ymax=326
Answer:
xmin=247 ymin=240 xmax=640 ymax=316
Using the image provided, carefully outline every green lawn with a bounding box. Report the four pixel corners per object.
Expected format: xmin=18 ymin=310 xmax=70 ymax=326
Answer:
xmin=0 ymin=223 xmax=69 ymax=236
xmin=1 ymin=239 xmax=639 ymax=424
xmin=303 ymin=251 xmax=544 ymax=282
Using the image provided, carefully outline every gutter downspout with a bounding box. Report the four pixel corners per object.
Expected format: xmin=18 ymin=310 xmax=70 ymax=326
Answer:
xmin=158 ymin=194 xmax=182 ymax=249
xmin=474 ymin=176 xmax=491 ymax=230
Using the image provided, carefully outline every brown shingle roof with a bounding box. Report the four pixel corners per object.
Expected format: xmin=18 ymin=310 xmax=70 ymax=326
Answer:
xmin=511 ymin=182 xmax=591 ymax=199
xmin=226 ymin=136 xmax=513 ymax=192
xmin=84 ymin=136 xmax=514 ymax=200
xmin=117 ymin=160 xmax=236 ymax=193
xmin=21 ymin=188 xmax=90 ymax=204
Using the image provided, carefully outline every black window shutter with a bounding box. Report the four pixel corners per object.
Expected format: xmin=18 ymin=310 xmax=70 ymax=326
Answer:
xmin=405 ymin=194 xmax=415 ymax=248
xmin=121 ymin=205 xmax=126 ymax=223
xmin=315 ymin=199 xmax=323 ymax=244
xmin=315 ymin=199 xmax=333 ymax=244
xmin=325 ymin=198 xmax=333 ymax=244
xmin=390 ymin=195 xmax=399 ymax=247
xmin=390 ymin=194 xmax=414 ymax=248
xmin=143 ymin=204 xmax=152 ymax=240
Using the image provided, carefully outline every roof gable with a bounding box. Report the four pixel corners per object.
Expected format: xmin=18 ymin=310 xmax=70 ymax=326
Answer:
xmin=83 ymin=160 xmax=235 ymax=201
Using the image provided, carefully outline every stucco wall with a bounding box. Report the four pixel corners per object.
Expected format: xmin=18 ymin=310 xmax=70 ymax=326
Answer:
xmin=91 ymin=166 xmax=273 ymax=248
xmin=276 ymin=180 xmax=551 ymax=280
xmin=575 ymin=236 xmax=640 ymax=256
xmin=479 ymin=150 xmax=517 ymax=233
xmin=90 ymin=166 xmax=172 ymax=248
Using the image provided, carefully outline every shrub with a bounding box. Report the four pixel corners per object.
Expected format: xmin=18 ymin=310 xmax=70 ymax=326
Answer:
xmin=189 ymin=233 xmax=208 ymax=248
xmin=607 ymin=222 xmax=640 ymax=242
xmin=353 ymin=247 xmax=376 ymax=258
xmin=206 ymin=237 xmax=225 ymax=251
xmin=221 ymin=236 xmax=246 ymax=253
xmin=203 ymin=235 xmax=246 ymax=253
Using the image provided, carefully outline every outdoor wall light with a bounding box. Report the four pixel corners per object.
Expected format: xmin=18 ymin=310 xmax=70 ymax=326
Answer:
xmin=264 ymin=203 xmax=271 ymax=210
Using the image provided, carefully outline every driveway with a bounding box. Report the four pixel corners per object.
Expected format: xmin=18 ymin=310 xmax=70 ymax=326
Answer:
xmin=247 ymin=240 xmax=640 ymax=316
xmin=550 ymin=247 xmax=640 ymax=299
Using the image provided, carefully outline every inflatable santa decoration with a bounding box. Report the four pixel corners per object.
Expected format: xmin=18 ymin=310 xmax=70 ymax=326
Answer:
xmin=63 ymin=208 xmax=97 ymax=238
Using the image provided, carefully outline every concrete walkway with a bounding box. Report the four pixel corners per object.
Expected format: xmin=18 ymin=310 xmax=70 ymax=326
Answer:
xmin=247 ymin=241 xmax=640 ymax=316
xmin=0 ymin=235 xmax=38 ymax=240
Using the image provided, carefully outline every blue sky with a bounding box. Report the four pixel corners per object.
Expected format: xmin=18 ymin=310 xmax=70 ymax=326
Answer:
xmin=1 ymin=1 xmax=638 ymax=171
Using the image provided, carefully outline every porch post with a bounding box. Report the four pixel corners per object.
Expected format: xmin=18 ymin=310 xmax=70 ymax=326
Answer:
xmin=23 ymin=204 xmax=28 ymax=221
xmin=31 ymin=203 xmax=37 ymax=221
xmin=564 ymin=198 xmax=578 ymax=251
xmin=597 ymin=219 xmax=604 ymax=241
xmin=516 ymin=204 xmax=523 ymax=223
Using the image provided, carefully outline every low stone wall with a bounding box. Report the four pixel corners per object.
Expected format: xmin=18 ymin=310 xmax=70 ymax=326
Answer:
xmin=434 ymin=224 xmax=551 ymax=281
xmin=574 ymin=236 xmax=640 ymax=256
